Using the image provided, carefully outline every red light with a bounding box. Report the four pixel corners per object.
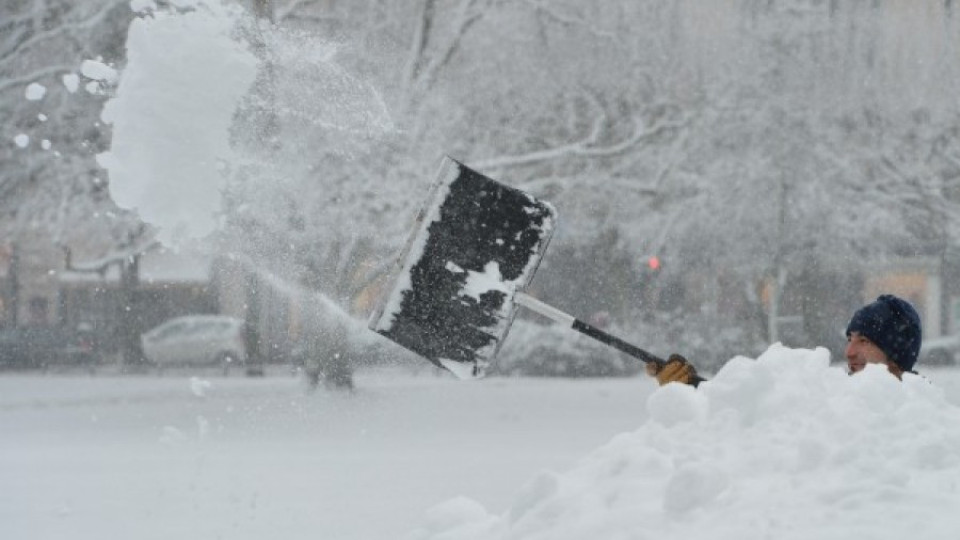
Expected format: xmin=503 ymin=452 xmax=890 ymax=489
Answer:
xmin=647 ymin=256 xmax=661 ymax=271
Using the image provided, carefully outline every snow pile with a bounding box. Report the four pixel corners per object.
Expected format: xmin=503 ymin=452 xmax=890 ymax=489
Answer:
xmin=96 ymin=0 xmax=259 ymax=245
xmin=410 ymin=344 xmax=960 ymax=540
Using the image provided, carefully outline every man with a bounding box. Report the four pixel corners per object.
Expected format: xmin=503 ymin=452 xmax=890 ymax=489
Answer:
xmin=646 ymin=294 xmax=922 ymax=385
xmin=843 ymin=294 xmax=922 ymax=379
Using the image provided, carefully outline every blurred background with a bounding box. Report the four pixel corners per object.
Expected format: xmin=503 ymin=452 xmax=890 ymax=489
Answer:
xmin=4 ymin=0 xmax=960 ymax=380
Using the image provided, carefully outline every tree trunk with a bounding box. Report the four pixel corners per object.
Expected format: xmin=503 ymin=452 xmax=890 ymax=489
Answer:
xmin=253 ymin=0 xmax=274 ymax=22
xmin=244 ymin=270 xmax=264 ymax=374
xmin=8 ymin=243 xmax=19 ymax=327
xmin=120 ymin=254 xmax=144 ymax=368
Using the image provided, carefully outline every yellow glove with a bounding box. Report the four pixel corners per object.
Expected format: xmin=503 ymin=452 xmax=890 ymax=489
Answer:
xmin=646 ymin=354 xmax=701 ymax=387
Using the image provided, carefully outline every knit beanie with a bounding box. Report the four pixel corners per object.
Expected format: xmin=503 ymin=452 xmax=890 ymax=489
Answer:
xmin=845 ymin=294 xmax=922 ymax=372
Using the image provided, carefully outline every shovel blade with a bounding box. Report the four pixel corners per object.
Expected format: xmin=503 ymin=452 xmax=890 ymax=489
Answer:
xmin=369 ymin=157 xmax=557 ymax=377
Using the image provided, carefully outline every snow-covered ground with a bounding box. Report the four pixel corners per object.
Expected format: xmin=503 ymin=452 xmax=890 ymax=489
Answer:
xmin=5 ymin=346 xmax=960 ymax=540
xmin=0 ymin=364 xmax=653 ymax=540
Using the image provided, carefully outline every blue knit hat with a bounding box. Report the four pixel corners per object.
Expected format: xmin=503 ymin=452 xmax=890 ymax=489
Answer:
xmin=845 ymin=294 xmax=922 ymax=372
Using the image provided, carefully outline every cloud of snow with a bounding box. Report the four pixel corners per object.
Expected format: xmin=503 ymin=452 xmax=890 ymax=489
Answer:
xmin=409 ymin=344 xmax=960 ymax=540
xmin=96 ymin=0 xmax=258 ymax=246
xmin=262 ymin=29 xmax=394 ymax=137
xmin=95 ymin=0 xmax=394 ymax=248
xmin=13 ymin=134 xmax=29 ymax=148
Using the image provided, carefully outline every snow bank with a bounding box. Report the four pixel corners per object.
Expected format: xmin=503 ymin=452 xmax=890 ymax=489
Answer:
xmin=96 ymin=0 xmax=258 ymax=245
xmin=409 ymin=344 xmax=960 ymax=540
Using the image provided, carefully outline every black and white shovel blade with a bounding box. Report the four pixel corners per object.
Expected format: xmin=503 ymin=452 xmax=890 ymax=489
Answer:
xmin=369 ymin=156 xmax=557 ymax=378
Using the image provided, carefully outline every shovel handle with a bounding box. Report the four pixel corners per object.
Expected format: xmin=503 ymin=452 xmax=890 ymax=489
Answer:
xmin=570 ymin=319 xmax=665 ymax=365
xmin=515 ymin=292 xmax=665 ymax=365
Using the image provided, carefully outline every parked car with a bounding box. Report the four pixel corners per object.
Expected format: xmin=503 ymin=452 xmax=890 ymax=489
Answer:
xmin=919 ymin=334 xmax=959 ymax=366
xmin=141 ymin=315 xmax=246 ymax=372
xmin=0 ymin=325 xmax=101 ymax=370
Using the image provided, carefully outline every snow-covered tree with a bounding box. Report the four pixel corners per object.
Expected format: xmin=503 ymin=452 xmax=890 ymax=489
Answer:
xmin=0 ymin=0 xmax=141 ymax=256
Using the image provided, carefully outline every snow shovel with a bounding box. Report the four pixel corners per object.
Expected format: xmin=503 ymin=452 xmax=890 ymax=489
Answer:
xmin=368 ymin=156 xmax=670 ymax=379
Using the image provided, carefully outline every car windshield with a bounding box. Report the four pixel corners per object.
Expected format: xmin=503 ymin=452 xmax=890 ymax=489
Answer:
xmin=151 ymin=322 xmax=187 ymax=340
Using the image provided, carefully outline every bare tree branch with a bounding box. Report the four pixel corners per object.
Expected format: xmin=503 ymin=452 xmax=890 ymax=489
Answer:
xmin=0 ymin=1 xmax=122 ymax=66
xmin=0 ymin=64 xmax=79 ymax=94
xmin=414 ymin=0 xmax=484 ymax=91
xmin=473 ymin=115 xmax=685 ymax=170
xmin=522 ymin=0 xmax=618 ymax=41
xmin=402 ymin=0 xmax=435 ymax=97
xmin=274 ymin=0 xmax=320 ymax=21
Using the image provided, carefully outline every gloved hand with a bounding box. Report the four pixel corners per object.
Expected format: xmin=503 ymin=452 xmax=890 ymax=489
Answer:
xmin=645 ymin=353 xmax=702 ymax=387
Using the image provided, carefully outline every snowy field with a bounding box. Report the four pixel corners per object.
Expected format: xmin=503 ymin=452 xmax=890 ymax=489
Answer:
xmin=0 ymin=365 xmax=654 ymax=540
xmin=5 ymin=351 xmax=960 ymax=540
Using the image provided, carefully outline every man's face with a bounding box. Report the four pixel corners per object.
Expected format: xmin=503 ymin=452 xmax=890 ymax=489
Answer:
xmin=845 ymin=331 xmax=895 ymax=374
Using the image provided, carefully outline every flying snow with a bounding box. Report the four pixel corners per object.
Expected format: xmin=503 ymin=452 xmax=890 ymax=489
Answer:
xmin=25 ymin=82 xmax=46 ymax=101
xmin=95 ymin=0 xmax=258 ymax=246
xmin=409 ymin=344 xmax=960 ymax=540
xmin=94 ymin=0 xmax=394 ymax=247
xmin=80 ymin=60 xmax=119 ymax=84
xmin=62 ymin=73 xmax=80 ymax=93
